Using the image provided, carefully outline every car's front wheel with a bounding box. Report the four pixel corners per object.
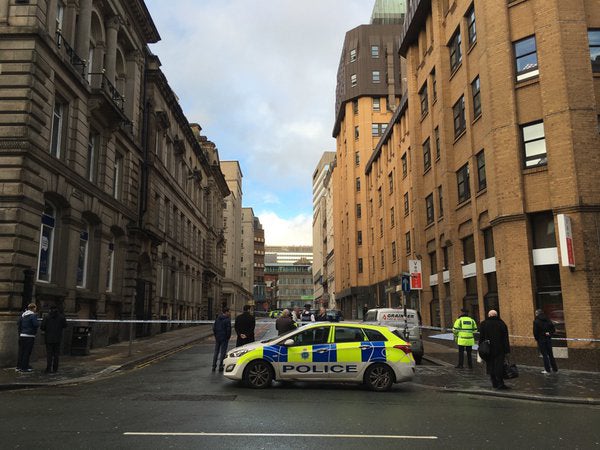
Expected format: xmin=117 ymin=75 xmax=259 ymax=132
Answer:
xmin=244 ymin=360 xmax=273 ymax=389
xmin=364 ymin=363 xmax=394 ymax=391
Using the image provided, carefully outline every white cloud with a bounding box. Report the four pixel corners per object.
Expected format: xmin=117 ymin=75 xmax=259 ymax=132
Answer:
xmin=257 ymin=211 xmax=312 ymax=246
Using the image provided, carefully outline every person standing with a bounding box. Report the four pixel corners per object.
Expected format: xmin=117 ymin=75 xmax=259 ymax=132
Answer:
xmin=479 ymin=310 xmax=511 ymax=390
xmin=234 ymin=305 xmax=256 ymax=347
xmin=315 ymin=306 xmax=328 ymax=322
xmin=212 ymin=307 xmax=231 ymax=372
xmin=291 ymin=306 xmax=302 ymax=323
xmin=533 ymin=309 xmax=558 ymax=374
xmin=276 ymin=309 xmax=297 ymax=335
xmin=301 ymin=304 xmax=315 ymax=322
xmin=16 ymin=303 xmax=39 ymax=372
xmin=453 ymin=308 xmax=477 ymax=369
xmin=40 ymin=305 xmax=67 ymax=373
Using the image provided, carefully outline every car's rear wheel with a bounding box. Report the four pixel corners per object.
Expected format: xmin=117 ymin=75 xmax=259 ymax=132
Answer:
xmin=244 ymin=360 xmax=273 ymax=389
xmin=364 ymin=363 xmax=394 ymax=391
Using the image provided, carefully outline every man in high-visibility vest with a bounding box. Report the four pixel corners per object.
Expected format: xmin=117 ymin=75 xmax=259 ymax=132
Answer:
xmin=453 ymin=307 xmax=478 ymax=369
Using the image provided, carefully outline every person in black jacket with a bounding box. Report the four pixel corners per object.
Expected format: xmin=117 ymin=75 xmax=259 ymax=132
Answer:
xmin=212 ymin=307 xmax=231 ymax=372
xmin=315 ymin=306 xmax=328 ymax=322
xmin=533 ymin=309 xmax=558 ymax=374
xmin=275 ymin=309 xmax=296 ymax=335
xmin=234 ymin=305 xmax=256 ymax=347
xmin=479 ymin=309 xmax=511 ymax=390
xmin=41 ymin=305 xmax=67 ymax=373
xmin=17 ymin=303 xmax=39 ymax=372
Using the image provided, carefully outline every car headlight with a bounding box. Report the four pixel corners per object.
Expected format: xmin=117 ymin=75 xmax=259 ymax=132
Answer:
xmin=229 ymin=349 xmax=250 ymax=358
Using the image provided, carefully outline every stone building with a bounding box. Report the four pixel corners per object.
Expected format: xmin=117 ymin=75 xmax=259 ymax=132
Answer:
xmin=0 ymin=0 xmax=228 ymax=366
xmin=241 ymin=207 xmax=255 ymax=297
xmin=252 ymin=215 xmax=266 ymax=310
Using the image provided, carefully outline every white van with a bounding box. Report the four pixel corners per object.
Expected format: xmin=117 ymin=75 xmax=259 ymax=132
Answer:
xmin=363 ymin=308 xmax=424 ymax=364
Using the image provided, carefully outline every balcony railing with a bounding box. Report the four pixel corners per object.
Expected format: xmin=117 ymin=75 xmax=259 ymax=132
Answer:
xmin=55 ymin=30 xmax=86 ymax=77
xmin=88 ymin=71 xmax=125 ymax=111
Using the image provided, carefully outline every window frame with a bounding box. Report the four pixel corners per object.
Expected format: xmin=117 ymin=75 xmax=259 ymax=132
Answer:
xmin=521 ymin=120 xmax=547 ymax=168
xmin=453 ymin=95 xmax=466 ymax=138
xmin=350 ymin=48 xmax=357 ymax=62
xmin=373 ymin=97 xmax=381 ymax=111
xmin=589 ymin=29 xmax=600 ymax=72
xmin=37 ymin=203 xmax=56 ymax=283
xmin=419 ymin=82 xmax=429 ymax=116
xmin=113 ymin=153 xmax=123 ymax=200
xmin=456 ymin=163 xmax=471 ymax=203
xmin=50 ymin=99 xmax=65 ymax=158
xmin=514 ymin=35 xmax=539 ymax=81
xmin=449 ymin=28 xmax=462 ymax=72
xmin=371 ymin=45 xmax=379 ymax=58
xmin=76 ymin=225 xmax=90 ymax=288
xmin=476 ymin=150 xmax=487 ymax=191
xmin=423 ymin=137 xmax=431 ymax=171
xmin=471 ymin=76 xmax=481 ymax=119
xmin=351 ymin=73 xmax=357 ymax=87
xmin=466 ymin=4 xmax=476 ymax=46
xmin=426 ymin=193 xmax=434 ymax=225
xmin=438 ymin=185 xmax=444 ymax=217
xmin=372 ymin=71 xmax=380 ymax=83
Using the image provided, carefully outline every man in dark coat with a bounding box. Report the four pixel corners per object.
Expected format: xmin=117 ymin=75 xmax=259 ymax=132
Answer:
xmin=17 ymin=303 xmax=39 ymax=372
xmin=479 ymin=309 xmax=511 ymax=389
xmin=234 ymin=305 xmax=256 ymax=347
xmin=275 ymin=309 xmax=296 ymax=335
xmin=533 ymin=309 xmax=558 ymax=374
xmin=40 ymin=305 xmax=67 ymax=373
xmin=212 ymin=307 xmax=231 ymax=372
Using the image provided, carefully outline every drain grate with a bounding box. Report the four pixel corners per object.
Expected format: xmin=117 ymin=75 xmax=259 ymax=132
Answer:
xmin=135 ymin=394 xmax=237 ymax=402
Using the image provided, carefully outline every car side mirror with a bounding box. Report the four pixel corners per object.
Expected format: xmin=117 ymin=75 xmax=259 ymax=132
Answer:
xmin=284 ymin=339 xmax=294 ymax=347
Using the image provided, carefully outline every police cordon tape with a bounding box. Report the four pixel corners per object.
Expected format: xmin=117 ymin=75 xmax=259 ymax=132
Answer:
xmin=57 ymin=318 xmax=600 ymax=343
xmin=419 ymin=324 xmax=600 ymax=343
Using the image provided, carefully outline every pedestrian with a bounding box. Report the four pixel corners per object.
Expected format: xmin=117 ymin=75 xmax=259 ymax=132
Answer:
xmin=315 ymin=306 xmax=328 ymax=321
xmin=234 ymin=304 xmax=256 ymax=347
xmin=16 ymin=303 xmax=39 ymax=372
xmin=212 ymin=307 xmax=231 ymax=372
xmin=533 ymin=309 xmax=558 ymax=374
xmin=453 ymin=307 xmax=477 ymax=369
xmin=40 ymin=305 xmax=67 ymax=373
xmin=291 ymin=306 xmax=302 ymax=323
xmin=301 ymin=304 xmax=315 ymax=322
xmin=362 ymin=304 xmax=369 ymax=319
xmin=275 ymin=309 xmax=297 ymax=335
xmin=479 ymin=309 xmax=511 ymax=390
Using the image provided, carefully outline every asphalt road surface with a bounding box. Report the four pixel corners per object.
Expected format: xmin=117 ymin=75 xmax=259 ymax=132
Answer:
xmin=1 ymin=323 xmax=599 ymax=449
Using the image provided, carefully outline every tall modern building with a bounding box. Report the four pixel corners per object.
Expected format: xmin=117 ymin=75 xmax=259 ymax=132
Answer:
xmin=265 ymin=246 xmax=313 ymax=265
xmin=356 ymin=0 xmax=600 ymax=369
xmin=253 ymin=216 xmax=266 ymax=309
xmin=332 ymin=0 xmax=406 ymax=319
xmin=241 ymin=208 xmax=255 ymax=297
xmin=312 ymin=152 xmax=336 ymax=307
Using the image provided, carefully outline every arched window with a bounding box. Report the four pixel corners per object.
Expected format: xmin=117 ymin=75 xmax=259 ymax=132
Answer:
xmin=76 ymin=224 xmax=89 ymax=288
xmin=37 ymin=203 xmax=56 ymax=282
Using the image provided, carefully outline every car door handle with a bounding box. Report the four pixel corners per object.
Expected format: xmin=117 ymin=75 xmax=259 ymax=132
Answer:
xmin=359 ymin=345 xmax=371 ymax=350
xmin=315 ymin=349 xmax=328 ymax=354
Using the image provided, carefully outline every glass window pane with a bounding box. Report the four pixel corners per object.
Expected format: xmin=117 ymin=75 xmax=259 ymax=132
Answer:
xmin=523 ymin=122 xmax=545 ymax=141
xmin=525 ymin=139 xmax=546 ymax=158
xmin=588 ymin=30 xmax=600 ymax=46
xmin=515 ymin=37 xmax=536 ymax=57
xmin=517 ymin=53 xmax=538 ymax=73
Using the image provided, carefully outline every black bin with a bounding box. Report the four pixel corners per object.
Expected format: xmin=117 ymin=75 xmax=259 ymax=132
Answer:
xmin=71 ymin=326 xmax=91 ymax=356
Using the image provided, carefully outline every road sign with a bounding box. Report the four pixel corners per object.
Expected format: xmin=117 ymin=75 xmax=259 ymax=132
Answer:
xmin=401 ymin=275 xmax=410 ymax=293
xmin=409 ymin=259 xmax=423 ymax=290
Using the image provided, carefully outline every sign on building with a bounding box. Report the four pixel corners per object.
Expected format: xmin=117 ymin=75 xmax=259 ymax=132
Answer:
xmin=408 ymin=259 xmax=422 ymax=290
xmin=557 ymin=214 xmax=575 ymax=268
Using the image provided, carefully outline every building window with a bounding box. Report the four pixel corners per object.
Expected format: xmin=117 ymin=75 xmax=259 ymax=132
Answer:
xmin=472 ymin=76 xmax=481 ymax=118
xmin=55 ymin=0 xmax=64 ymax=31
xmin=453 ymin=95 xmax=466 ymax=138
xmin=351 ymin=74 xmax=357 ymax=87
xmin=457 ymin=163 xmax=471 ymax=203
xmin=401 ymin=153 xmax=407 ymax=177
xmin=390 ymin=207 xmax=395 ymax=228
xmin=392 ymin=241 xmax=397 ymax=262
xmin=589 ymin=30 xmax=600 ymax=72
xmin=86 ymin=132 xmax=99 ymax=182
xmin=373 ymin=97 xmax=381 ymax=111
xmin=423 ymin=138 xmax=431 ymax=171
xmin=355 ymin=151 xmax=360 ymax=166
xmin=483 ymin=228 xmax=495 ymax=258
xmin=514 ymin=35 xmax=539 ymax=81
xmin=371 ymin=45 xmax=379 ymax=58
xmin=438 ymin=185 xmax=444 ymax=217
xmin=388 ymin=172 xmax=394 ymax=193
xmin=352 ymin=99 xmax=358 ymax=114
xmin=426 ymin=193 xmax=434 ymax=225
xmin=356 ymin=177 xmax=361 ymax=192
xmin=466 ymin=4 xmax=476 ymax=46
xmin=405 ymin=231 xmax=411 ymax=254
xmin=357 ymin=230 xmax=363 ymax=245
xmin=380 ymin=249 xmax=385 ymax=268
xmin=50 ymin=100 xmax=65 ymax=158
xmin=113 ymin=153 xmax=123 ymax=199
xmin=378 ymin=187 xmax=382 ymax=207
xmin=106 ymin=240 xmax=115 ymax=292
xmin=354 ymin=126 xmax=359 ymax=139
xmin=477 ymin=150 xmax=487 ymax=191
xmin=350 ymin=48 xmax=357 ymax=62
xmin=372 ymin=71 xmax=380 ymax=83
xmin=356 ymin=203 xmax=362 ymax=218
xmin=430 ymin=250 xmax=437 ymax=274
xmin=404 ymin=192 xmax=409 ymax=215
xmin=358 ymin=258 xmax=363 ymax=273
xmin=449 ymin=28 xmax=462 ymax=72
xmin=530 ymin=211 xmax=556 ymax=249
xmin=37 ymin=203 xmax=56 ymax=282
xmin=76 ymin=225 xmax=89 ymax=288
xmin=434 ymin=127 xmax=440 ymax=159
xmin=463 ymin=235 xmax=475 ymax=264
xmin=419 ymin=82 xmax=428 ymax=116
xmin=521 ymin=121 xmax=547 ymax=168
xmin=379 ymin=218 xmax=383 ymax=236
xmin=372 ymin=123 xmax=387 ymax=137
xmin=431 ymin=68 xmax=437 ymax=101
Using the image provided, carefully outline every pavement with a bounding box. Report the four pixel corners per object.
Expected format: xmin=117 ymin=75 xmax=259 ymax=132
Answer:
xmin=1 ymin=321 xmax=599 ymax=405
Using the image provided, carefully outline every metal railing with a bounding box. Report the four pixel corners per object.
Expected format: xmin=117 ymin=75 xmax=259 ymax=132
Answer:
xmin=55 ymin=30 xmax=86 ymax=77
xmin=88 ymin=71 xmax=125 ymax=111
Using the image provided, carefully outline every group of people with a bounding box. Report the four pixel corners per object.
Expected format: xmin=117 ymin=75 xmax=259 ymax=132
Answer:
xmin=453 ymin=307 xmax=558 ymax=389
xmin=16 ymin=303 xmax=67 ymax=374
xmin=212 ymin=305 xmax=256 ymax=372
xmin=275 ymin=304 xmax=330 ymax=335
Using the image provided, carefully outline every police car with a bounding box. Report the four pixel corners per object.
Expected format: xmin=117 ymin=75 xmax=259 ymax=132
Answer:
xmin=222 ymin=322 xmax=415 ymax=391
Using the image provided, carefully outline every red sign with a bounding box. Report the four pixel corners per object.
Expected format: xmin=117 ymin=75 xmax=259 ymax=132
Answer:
xmin=408 ymin=259 xmax=423 ymax=290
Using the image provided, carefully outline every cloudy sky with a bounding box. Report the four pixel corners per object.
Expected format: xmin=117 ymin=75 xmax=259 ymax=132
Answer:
xmin=144 ymin=0 xmax=374 ymax=246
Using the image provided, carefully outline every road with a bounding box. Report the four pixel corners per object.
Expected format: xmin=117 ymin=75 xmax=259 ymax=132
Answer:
xmin=1 ymin=323 xmax=599 ymax=449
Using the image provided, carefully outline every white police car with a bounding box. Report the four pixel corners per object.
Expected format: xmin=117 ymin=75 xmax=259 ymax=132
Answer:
xmin=222 ymin=322 xmax=415 ymax=391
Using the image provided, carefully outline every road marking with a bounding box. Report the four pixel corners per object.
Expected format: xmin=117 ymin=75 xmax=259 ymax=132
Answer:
xmin=124 ymin=432 xmax=438 ymax=440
